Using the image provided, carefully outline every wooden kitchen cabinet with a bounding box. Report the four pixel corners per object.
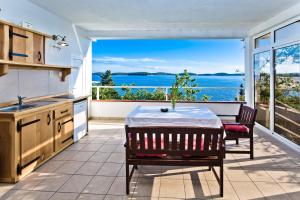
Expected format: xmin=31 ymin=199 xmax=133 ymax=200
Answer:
xmin=33 ymin=33 xmax=44 ymax=64
xmin=16 ymin=114 xmax=41 ymax=174
xmin=9 ymin=27 xmax=33 ymax=63
xmin=0 ymin=102 xmax=74 ymax=183
xmin=55 ymin=115 xmax=74 ymax=152
xmin=37 ymin=110 xmax=54 ymax=163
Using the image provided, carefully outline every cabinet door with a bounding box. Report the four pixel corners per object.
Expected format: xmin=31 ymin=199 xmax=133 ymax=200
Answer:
xmin=55 ymin=116 xmax=74 ymax=152
xmin=33 ymin=34 xmax=44 ymax=64
xmin=9 ymin=27 xmax=33 ymax=63
xmin=18 ymin=115 xmax=41 ymax=168
xmin=37 ymin=110 xmax=53 ymax=163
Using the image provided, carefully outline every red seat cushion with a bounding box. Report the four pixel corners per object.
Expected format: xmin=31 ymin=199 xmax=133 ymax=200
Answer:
xmin=224 ymin=124 xmax=249 ymax=133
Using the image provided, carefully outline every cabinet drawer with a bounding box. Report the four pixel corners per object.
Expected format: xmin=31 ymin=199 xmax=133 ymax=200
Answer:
xmin=54 ymin=104 xmax=73 ymax=119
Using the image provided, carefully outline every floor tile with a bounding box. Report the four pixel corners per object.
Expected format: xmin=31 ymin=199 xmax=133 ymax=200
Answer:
xmin=83 ymin=176 xmax=115 ymax=194
xmin=108 ymin=177 xmax=128 ymax=195
xmin=59 ymin=175 xmax=93 ymax=193
xmin=81 ymin=143 xmax=103 ymax=152
xmin=184 ymin=178 xmax=211 ymax=199
xmin=133 ymin=177 xmax=160 ymax=197
xmin=278 ymin=182 xmax=300 ymax=200
xmin=266 ymin=169 xmax=297 ymax=183
xmin=0 ymin=190 xmax=31 ymax=200
xmin=159 ymin=178 xmax=185 ymax=199
xmin=76 ymin=162 xmax=104 ymax=176
xmin=77 ymin=194 xmax=105 ymax=200
xmin=55 ymin=161 xmax=84 ymax=174
xmin=106 ymin=153 xmax=125 ymax=163
xmin=13 ymin=172 xmax=43 ymax=190
xmin=208 ymin=180 xmax=238 ymax=200
xmin=104 ymin=195 xmax=131 ymax=200
xmin=53 ymin=150 xmax=77 ymax=161
xmin=22 ymin=191 xmax=54 ymax=200
xmin=225 ymin=168 xmax=251 ymax=182
xmin=71 ymin=151 xmax=95 ymax=162
xmin=231 ymin=181 xmax=264 ymax=200
xmin=89 ymin=152 xmax=111 ymax=162
xmin=49 ymin=192 xmax=78 ymax=200
xmin=97 ymin=163 xmax=123 ymax=176
xmin=99 ymin=145 xmax=118 ymax=152
xmin=254 ymin=181 xmax=291 ymax=200
xmin=33 ymin=174 xmax=71 ymax=192
xmin=35 ymin=160 xmax=65 ymax=173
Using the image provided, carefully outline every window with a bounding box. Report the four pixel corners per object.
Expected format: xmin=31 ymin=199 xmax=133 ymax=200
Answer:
xmin=254 ymin=51 xmax=271 ymax=128
xmin=275 ymin=21 xmax=300 ymax=43
xmin=255 ymin=33 xmax=271 ymax=48
xmin=274 ymin=44 xmax=300 ymax=145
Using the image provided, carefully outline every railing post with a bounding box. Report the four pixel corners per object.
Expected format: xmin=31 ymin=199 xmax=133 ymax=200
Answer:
xmin=165 ymin=87 xmax=168 ymax=101
xmin=96 ymin=86 xmax=100 ymax=100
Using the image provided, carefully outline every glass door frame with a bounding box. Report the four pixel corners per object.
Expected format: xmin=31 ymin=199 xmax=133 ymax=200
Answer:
xmin=252 ymin=17 xmax=300 ymax=150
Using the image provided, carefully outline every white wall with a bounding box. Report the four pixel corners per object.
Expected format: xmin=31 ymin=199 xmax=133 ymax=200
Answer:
xmin=90 ymin=101 xmax=242 ymax=118
xmin=0 ymin=0 xmax=91 ymax=103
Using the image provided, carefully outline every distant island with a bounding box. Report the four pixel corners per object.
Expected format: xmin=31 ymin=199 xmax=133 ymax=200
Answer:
xmin=92 ymin=72 xmax=245 ymax=76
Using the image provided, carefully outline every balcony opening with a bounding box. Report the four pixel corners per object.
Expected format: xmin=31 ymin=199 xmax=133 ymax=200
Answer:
xmin=91 ymin=39 xmax=245 ymax=102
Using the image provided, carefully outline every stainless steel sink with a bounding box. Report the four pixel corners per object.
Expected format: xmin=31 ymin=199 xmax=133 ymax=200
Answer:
xmin=0 ymin=104 xmax=37 ymax=112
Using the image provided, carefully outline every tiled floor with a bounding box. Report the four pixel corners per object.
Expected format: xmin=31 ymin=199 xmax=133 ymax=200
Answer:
xmin=0 ymin=119 xmax=299 ymax=200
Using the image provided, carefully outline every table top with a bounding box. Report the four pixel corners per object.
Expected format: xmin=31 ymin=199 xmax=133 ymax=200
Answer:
xmin=125 ymin=106 xmax=222 ymax=128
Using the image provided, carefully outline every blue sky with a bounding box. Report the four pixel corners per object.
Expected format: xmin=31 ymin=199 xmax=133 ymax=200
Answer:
xmin=92 ymin=39 xmax=244 ymax=74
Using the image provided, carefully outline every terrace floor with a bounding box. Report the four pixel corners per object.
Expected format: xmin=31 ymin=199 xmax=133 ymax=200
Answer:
xmin=0 ymin=119 xmax=300 ymax=200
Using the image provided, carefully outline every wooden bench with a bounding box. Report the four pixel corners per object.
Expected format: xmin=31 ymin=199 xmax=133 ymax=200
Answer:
xmin=125 ymin=126 xmax=225 ymax=197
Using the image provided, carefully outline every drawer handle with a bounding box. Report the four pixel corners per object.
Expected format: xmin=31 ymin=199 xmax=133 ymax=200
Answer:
xmin=58 ymin=122 xmax=61 ymax=133
xmin=38 ymin=51 xmax=42 ymax=62
xmin=47 ymin=114 xmax=51 ymax=125
xmin=61 ymin=110 xmax=68 ymax=114
xmin=61 ymin=135 xmax=73 ymax=144
xmin=62 ymin=118 xmax=73 ymax=126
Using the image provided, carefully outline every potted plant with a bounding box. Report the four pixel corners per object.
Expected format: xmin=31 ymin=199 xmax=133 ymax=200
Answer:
xmin=171 ymin=83 xmax=179 ymax=111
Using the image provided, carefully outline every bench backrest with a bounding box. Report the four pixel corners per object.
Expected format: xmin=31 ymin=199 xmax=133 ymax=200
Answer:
xmin=125 ymin=126 xmax=224 ymax=157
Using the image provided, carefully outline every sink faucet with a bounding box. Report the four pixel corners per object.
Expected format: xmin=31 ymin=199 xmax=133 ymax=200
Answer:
xmin=17 ymin=96 xmax=26 ymax=106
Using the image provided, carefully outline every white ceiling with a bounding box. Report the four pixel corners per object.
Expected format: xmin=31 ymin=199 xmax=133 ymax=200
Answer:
xmin=29 ymin=0 xmax=300 ymax=39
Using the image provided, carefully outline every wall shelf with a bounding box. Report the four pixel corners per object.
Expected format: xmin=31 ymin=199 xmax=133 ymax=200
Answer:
xmin=0 ymin=59 xmax=71 ymax=81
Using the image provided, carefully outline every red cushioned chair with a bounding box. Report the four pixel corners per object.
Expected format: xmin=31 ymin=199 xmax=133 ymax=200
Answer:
xmin=223 ymin=104 xmax=257 ymax=159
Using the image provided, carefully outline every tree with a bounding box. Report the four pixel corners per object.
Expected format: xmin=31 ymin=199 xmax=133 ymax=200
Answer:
xmin=98 ymin=70 xmax=120 ymax=100
xmin=172 ymin=69 xmax=201 ymax=101
xmin=101 ymin=70 xmax=115 ymax=86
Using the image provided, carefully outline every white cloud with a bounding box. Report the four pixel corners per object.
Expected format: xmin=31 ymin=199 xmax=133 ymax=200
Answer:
xmin=93 ymin=56 xmax=166 ymax=63
xmin=92 ymin=56 xmax=245 ymax=74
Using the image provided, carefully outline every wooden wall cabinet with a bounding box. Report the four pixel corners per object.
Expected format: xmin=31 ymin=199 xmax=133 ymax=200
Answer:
xmin=0 ymin=19 xmax=70 ymax=81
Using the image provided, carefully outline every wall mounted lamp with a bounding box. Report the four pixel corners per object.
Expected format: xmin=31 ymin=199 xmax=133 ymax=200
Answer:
xmin=52 ymin=35 xmax=69 ymax=47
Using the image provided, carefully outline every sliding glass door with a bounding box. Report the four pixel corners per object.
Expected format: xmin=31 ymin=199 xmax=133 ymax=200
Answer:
xmin=274 ymin=44 xmax=300 ymax=145
xmin=254 ymin=51 xmax=271 ymax=128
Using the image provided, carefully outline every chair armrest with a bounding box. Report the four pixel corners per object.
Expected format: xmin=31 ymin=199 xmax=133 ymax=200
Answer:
xmin=222 ymin=122 xmax=253 ymax=126
xmin=217 ymin=114 xmax=238 ymax=117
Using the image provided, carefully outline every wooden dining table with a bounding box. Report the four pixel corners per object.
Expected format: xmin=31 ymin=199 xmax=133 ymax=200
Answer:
xmin=125 ymin=105 xmax=222 ymax=128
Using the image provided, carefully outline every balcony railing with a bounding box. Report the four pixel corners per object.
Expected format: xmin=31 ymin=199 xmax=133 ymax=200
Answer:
xmin=91 ymin=86 xmax=245 ymax=102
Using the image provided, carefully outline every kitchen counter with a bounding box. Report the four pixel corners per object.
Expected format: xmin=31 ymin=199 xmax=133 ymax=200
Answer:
xmin=0 ymin=94 xmax=89 ymax=117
